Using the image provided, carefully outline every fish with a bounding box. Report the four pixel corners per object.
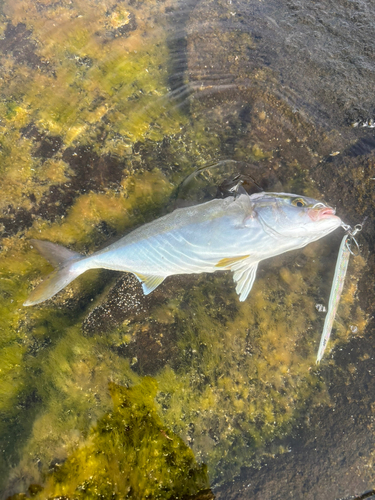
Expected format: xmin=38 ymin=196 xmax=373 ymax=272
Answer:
xmin=23 ymin=191 xmax=342 ymax=306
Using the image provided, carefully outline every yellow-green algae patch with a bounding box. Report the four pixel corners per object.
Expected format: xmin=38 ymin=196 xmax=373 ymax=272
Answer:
xmin=152 ymin=240 xmax=366 ymax=483
xmin=5 ymin=326 xmax=138 ymax=497
xmin=25 ymin=378 xmax=210 ymax=499
xmin=29 ymin=169 xmax=174 ymax=249
xmin=0 ymin=169 xmax=175 ymax=493
xmin=0 ymin=0 xmax=190 ymax=219
xmin=1 ymin=0 xmax=187 ymax=148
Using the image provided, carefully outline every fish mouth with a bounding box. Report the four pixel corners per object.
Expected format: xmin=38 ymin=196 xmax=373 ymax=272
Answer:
xmin=308 ymin=207 xmax=337 ymax=221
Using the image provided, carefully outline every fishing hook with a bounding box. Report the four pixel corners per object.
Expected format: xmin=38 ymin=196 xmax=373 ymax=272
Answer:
xmin=341 ymin=220 xmax=365 ymax=256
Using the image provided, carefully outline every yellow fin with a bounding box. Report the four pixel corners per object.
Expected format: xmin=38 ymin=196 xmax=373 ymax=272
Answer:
xmin=215 ymin=255 xmax=250 ymax=268
xmin=133 ymin=272 xmax=165 ymax=295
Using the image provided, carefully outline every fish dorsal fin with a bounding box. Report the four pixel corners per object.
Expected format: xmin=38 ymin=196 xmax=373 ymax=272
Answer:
xmin=232 ymin=183 xmax=248 ymax=197
xmin=133 ymin=273 xmax=165 ymax=295
xmin=232 ymin=261 xmax=259 ymax=302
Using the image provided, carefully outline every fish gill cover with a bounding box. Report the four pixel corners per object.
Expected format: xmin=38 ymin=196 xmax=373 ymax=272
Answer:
xmin=0 ymin=0 xmax=373 ymax=498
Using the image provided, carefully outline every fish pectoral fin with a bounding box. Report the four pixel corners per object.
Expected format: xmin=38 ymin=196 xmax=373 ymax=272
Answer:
xmin=232 ymin=261 xmax=259 ymax=302
xmin=215 ymin=254 xmax=250 ymax=269
xmin=133 ymin=273 xmax=166 ymax=295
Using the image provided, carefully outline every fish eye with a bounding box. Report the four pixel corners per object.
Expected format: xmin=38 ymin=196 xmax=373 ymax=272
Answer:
xmin=291 ymin=197 xmax=307 ymax=208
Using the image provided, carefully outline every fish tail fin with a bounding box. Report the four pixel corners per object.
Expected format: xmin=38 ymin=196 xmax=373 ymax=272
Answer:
xmin=24 ymin=240 xmax=85 ymax=306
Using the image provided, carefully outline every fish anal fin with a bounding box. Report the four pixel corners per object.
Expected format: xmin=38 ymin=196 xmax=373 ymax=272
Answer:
xmin=134 ymin=273 xmax=166 ymax=295
xmin=233 ymin=261 xmax=259 ymax=302
xmin=215 ymin=254 xmax=250 ymax=269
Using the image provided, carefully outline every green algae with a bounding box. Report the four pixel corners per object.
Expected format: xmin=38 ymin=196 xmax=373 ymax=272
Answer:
xmin=152 ymin=245 xmax=366 ymax=483
xmin=24 ymin=378 xmax=210 ymax=499
xmin=0 ymin=0 xmax=196 ymax=490
xmin=1 ymin=0 xmax=186 ymax=148
xmin=0 ymin=168 xmax=176 ymax=494
xmin=0 ymin=0 xmax=189 ymax=218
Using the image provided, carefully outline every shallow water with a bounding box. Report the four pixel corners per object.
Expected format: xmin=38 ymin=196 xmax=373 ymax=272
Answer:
xmin=0 ymin=0 xmax=374 ymax=499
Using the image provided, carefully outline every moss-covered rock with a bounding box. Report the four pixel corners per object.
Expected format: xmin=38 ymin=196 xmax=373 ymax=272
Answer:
xmin=25 ymin=378 xmax=211 ymax=500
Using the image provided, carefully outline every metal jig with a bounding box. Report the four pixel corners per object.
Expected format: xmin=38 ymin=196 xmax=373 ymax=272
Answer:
xmin=316 ymin=220 xmax=364 ymax=363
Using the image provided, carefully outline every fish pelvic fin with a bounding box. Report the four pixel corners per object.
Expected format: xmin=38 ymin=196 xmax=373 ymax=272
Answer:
xmin=24 ymin=240 xmax=85 ymax=306
xmin=232 ymin=260 xmax=259 ymax=302
xmin=133 ymin=272 xmax=166 ymax=295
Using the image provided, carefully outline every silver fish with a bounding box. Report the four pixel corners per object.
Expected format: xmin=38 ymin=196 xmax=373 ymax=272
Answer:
xmin=24 ymin=192 xmax=342 ymax=306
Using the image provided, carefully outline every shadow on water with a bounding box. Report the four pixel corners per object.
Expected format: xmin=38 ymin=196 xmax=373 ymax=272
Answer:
xmin=0 ymin=0 xmax=375 ymax=498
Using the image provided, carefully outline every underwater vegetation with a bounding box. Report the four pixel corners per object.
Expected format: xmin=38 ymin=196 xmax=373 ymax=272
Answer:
xmin=155 ymin=245 xmax=366 ymax=480
xmin=6 ymin=378 xmax=211 ymax=500
xmin=0 ymin=0 xmax=372 ymax=497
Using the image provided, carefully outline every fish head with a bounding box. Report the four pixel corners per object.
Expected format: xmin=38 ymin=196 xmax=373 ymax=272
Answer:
xmin=253 ymin=192 xmax=342 ymax=242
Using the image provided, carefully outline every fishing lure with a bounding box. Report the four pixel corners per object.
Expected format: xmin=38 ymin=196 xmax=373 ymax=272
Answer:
xmin=316 ymin=223 xmax=363 ymax=363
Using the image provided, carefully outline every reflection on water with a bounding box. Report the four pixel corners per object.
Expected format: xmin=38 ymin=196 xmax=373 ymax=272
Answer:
xmin=0 ymin=0 xmax=374 ymax=498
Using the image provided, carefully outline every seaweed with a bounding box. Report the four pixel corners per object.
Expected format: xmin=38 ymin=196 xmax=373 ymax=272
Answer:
xmin=14 ymin=378 xmax=211 ymax=500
